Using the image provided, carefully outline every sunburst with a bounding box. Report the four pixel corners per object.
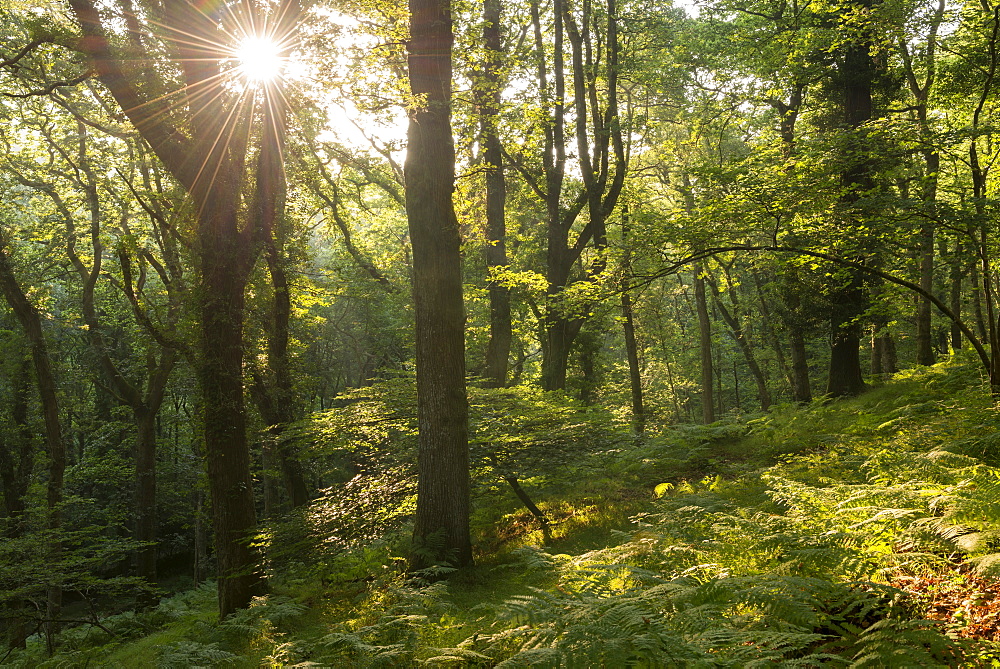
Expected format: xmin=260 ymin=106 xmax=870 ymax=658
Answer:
xmin=233 ymin=35 xmax=285 ymax=84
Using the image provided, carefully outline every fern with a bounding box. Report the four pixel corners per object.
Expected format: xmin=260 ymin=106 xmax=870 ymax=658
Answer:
xmin=156 ymin=641 xmax=239 ymax=668
xmin=420 ymin=647 xmax=493 ymax=666
xmin=847 ymin=618 xmax=955 ymax=668
xmin=314 ymin=614 xmax=426 ymax=667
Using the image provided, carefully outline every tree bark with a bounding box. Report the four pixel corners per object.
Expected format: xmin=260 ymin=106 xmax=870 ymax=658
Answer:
xmin=826 ymin=272 xmax=867 ymax=397
xmin=768 ymin=77 xmax=812 ymax=404
xmin=67 ymin=0 xmax=305 ymax=615
xmin=406 ymin=0 xmax=473 ymax=570
xmin=524 ymin=0 xmax=626 ymax=390
xmin=949 ymin=240 xmax=964 ymax=350
xmin=787 ymin=322 xmax=811 ymax=403
xmin=898 ymin=0 xmax=945 ymax=366
xmin=577 ymin=330 xmax=600 ymax=404
xmin=915 ymin=215 xmax=936 ymax=365
xmin=251 ymin=89 xmax=309 ymax=510
xmin=871 ymin=329 xmax=884 ymax=376
xmin=968 ymin=5 xmax=1000 ymax=392
xmin=826 ymin=0 xmax=875 ymax=397
xmin=0 ymin=355 xmax=32 ymax=530
xmin=51 ymin=129 xmax=179 ymax=598
xmin=622 ymin=292 xmax=644 ymax=431
xmin=0 ymin=354 xmax=33 ymax=650
xmin=200 ymin=243 xmax=263 ymax=612
xmin=0 ymin=242 xmax=65 ymax=643
xmin=751 ymin=271 xmax=794 ymax=399
xmin=694 ymin=263 xmax=715 ymax=423
xmin=621 ymin=209 xmax=644 ymax=432
xmin=480 ymin=0 xmax=512 ymax=389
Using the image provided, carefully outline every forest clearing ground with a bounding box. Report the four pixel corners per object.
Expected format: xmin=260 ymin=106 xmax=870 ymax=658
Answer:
xmin=21 ymin=352 xmax=1000 ymax=666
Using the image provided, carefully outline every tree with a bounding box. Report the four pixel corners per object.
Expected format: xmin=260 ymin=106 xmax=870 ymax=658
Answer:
xmin=693 ymin=261 xmax=715 ymax=423
xmin=0 ymin=232 xmax=66 ymax=646
xmin=67 ymin=0 xmax=301 ymax=615
xmin=619 ymin=206 xmax=645 ymax=432
xmin=824 ymin=0 xmax=880 ymax=397
xmin=1 ymin=106 xmax=184 ymax=597
xmin=505 ymin=0 xmax=628 ymax=391
xmin=477 ymin=0 xmax=512 ymax=389
xmin=248 ymin=49 xmax=310 ymax=511
xmin=898 ymin=0 xmax=947 ymax=365
xmin=405 ymin=0 xmax=473 ymax=569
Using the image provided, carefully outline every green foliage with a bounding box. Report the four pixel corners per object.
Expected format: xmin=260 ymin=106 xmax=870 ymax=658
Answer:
xmin=35 ymin=356 xmax=1000 ymax=666
xmin=156 ymin=641 xmax=239 ymax=668
xmin=262 ymin=464 xmax=415 ymax=584
xmin=434 ymin=550 xmax=958 ymax=667
xmin=271 ymin=378 xmax=631 ymax=581
xmin=468 ymin=385 xmax=629 ymax=486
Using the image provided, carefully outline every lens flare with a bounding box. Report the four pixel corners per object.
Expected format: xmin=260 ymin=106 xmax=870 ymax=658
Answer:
xmin=236 ymin=36 xmax=283 ymax=83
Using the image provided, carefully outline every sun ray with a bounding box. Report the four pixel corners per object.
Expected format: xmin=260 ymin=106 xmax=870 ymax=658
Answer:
xmin=87 ymin=0 xmax=305 ymax=207
xmin=235 ymin=35 xmax=283 ymax=83
xmin=189 ymin=86 xmax=256 ymax=198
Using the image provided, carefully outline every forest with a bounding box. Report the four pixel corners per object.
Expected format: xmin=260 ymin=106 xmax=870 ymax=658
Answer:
xmin=2 ymin=0 xmax=1000 ymax=663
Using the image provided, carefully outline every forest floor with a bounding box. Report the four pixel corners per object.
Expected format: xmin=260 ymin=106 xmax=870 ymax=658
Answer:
xmin=14 ymin=351 xmax=1000 ymax=667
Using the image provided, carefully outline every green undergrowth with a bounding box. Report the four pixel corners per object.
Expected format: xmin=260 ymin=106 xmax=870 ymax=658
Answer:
xmin=15 ymin=352 xmax=1000 ymax=666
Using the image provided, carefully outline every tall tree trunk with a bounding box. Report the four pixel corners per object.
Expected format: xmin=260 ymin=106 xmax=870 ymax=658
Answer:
xmin=871 ymin=315 xmax=897 ymax=377
xmin=193 ymin=136 xmax=266 ymax=617
xmin=790 ymin=340 xmax=813 ymax=401
xmin=826 ymin=0 xmax=875 ymax=397
xmin=620 ymin=209 xmax=644 ymax=432
xmin=881 ymin=330 xmax=898 ymax=373
xmin=406 ymin=0 xmax=473 ymax=570
xmin=133 ymin=350 xmax=176 ymax=601
xmin=898 ymin=0 xmax=945 ymax=366
xmin=621 ymin=292 xmax=644 ymax=430
xmin=528 ymin=0 xmax=626 ymax=390
xmin=542 ymin=317 xmax=582 ymax=391
xmin=134 ymin=406 xmax=158 ymax=595
xmin=576 ymin=329 xmax=601 ymax=404
xmin=915 ymin=216 xmax=936 ymax=365
xmin=972 ymin=258 xmax=989 ymax=345
xmin=0 ymin=355 xmax=32 ymax=530
xmin=871 ymin=328 xmax=884 ymax=376
xmin=480 ymin=0 xmax=511 ymax=389
xmin=913 ymin=144 xmax=939 ymax=367
xmin=0 ymin=354 xmax=33 ymax=650
xmin=769 ymin=82 xmax=812 ymax=403
xmin=969 ymin=5 xmax=1000 ymax=392
xmin=0 ymin=243 xmax=65 ymax=644
xmin=67 ymin=0 xmax=305 ymax=616
xmin=827 ymin=273 xmax=866 ymax=397
xmin=200 ymin=246 xmax=262 ymax=614
xmin=950 ymin=240 xmax=964 ymax=350
xmin=694 ymin=263 xmax=715 ymax=423
xmin=252 ymin=95 xmax=309 ymax=510
xmin=751 ymin=271 xmax=793 ymax=398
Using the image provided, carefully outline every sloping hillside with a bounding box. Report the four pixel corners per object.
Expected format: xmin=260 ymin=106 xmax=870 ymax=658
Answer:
xmin=13 ymin=353 xmax=1000 ymax=667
